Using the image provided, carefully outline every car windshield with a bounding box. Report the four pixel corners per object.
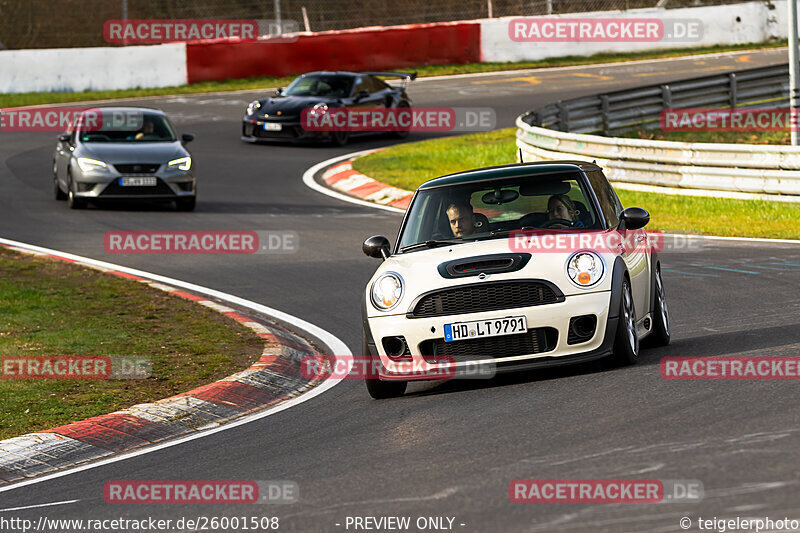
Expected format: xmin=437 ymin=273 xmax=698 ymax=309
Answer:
xmin=78 ymin=113 xmax=177 ymax=143
xmin=397 ymin=172 xmax=601 ymax=251
xmin=284 ymin=75 xmax=354 ymax=98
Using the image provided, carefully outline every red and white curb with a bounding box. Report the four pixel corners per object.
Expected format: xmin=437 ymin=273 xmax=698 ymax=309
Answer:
xmin=0 ymin=239 xmax=346 ymax=488
xmin=320 ymin=151 xmax=413 ymax=210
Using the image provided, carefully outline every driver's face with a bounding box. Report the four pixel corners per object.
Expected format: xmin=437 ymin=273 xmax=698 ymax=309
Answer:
xmin=548 ymin=199 xmax=573 ymax=221
xmin=448 ymin=206 xmax=475 ymax=237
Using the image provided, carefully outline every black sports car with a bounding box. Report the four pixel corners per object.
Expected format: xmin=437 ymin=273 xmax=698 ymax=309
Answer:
xmin=241 ymin=71 xmax=415 ymax=145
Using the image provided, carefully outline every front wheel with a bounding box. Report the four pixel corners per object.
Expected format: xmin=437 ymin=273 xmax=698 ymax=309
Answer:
xmin=53 ymin=163 xmax=66 ymax=201
xmin=646 ymin=266 xmax=670 ymax=346
xmin=67 ymin=174 xmax=86 ymax=209
xmin=608 ymin=278 xmax=639 ymax=366
xmin=331 ymin=129 xmax=350 ymax=146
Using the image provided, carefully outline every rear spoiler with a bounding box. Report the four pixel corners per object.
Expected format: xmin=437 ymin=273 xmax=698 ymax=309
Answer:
xmin=364 ymin=71 xmax=417 ymax=89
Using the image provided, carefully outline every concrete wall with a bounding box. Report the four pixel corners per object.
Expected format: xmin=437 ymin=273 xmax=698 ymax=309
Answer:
xmin=480 ymin=1 xmax=787 ymax=63
xmin=0 ymin=43 xmax=187 ymax=94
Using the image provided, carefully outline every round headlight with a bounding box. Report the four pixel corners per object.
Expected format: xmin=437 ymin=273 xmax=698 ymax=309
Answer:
xmin=247 ymin=100 xmax=261 ymax=115
xmin=566 ymin=251 xmax=605 ymax=288
xmin=370 ymin=272 xmax=404 ymax=311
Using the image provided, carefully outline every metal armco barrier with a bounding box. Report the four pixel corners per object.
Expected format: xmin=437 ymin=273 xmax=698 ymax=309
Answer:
xmin=516 ymin=64 xmax=800 ymax=198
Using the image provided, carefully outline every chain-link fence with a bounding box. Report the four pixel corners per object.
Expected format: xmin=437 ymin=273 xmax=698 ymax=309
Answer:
xmin=0 ymin=0 xmax=756 ymax=50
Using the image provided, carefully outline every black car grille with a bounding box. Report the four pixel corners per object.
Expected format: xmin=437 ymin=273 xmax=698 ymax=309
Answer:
xmin=420 ymin=327 xmax=558 ymax=362
xmin=100 ymin=178 xmax=174 ymax=196
xmin=408 ymin=281 xmax=563 ymax=318
xmin=243 ymin=122 xmax=303 ymax=139
xmin=114 ymin=163 xmax=161 ymax=174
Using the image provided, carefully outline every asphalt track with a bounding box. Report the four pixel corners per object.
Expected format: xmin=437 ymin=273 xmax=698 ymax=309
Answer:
xmin=1 ymin=48 xmax=800 ymax=532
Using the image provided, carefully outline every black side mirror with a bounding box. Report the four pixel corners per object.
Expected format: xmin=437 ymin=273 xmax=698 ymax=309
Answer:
xmin=275 ymin=87 xmax=284 ymax=96
xmin=355 ymin=90 xmax=370 ymax=101
xmin=363 ymin=235 xmax=391 ymax=259
xmin=58 ymin=133 xmax=70 ymax=143
xmin=619 ymin=207 xmax=650 ymax=230
xmin=181 ymin=133 xmax=194 ymax=144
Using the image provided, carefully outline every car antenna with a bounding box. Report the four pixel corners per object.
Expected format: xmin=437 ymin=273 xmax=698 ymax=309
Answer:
xmin=518 ymin=148 xmax=524 ymax=163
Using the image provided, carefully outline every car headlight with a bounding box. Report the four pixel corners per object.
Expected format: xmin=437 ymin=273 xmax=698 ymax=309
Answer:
xmin=566 ymin=251 xmax=605 ymax=288
xmin=310 ymin=102 xmax=328 ymax=116
xmin=76 ymin=158 xmax=107 ymax=172
xmin=370 ymin=272 xmax=404 ymax=311
xmin=168 ymin=156 xmax=192 ymax=171
xmin=247 ymin=100 xmax=261 ymax=115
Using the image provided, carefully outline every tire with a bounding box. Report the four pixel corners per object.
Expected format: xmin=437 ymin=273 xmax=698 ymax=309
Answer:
xmin=393 ymin=102 xmax=411 ymax=138
xmin=362 ymin=332 xmax=407 ymax=399
xmin=53 ymin=162 xmax=66 ymax=201
xmin=66 ymin=173 xmax=86 ymax=209
xmin=608 ymin=278 xmax=639 ymax=366
xmin=175 ymin=197 xmax=196 ymax=212
xmin=331 ymin=129 xmax=350 ymax=147
xmin=646 ymin=265 xmax=671 ymax=347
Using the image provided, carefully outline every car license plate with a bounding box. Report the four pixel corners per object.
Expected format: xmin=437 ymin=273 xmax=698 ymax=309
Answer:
xmin=119 ymin=177 xmax=157 ymax=187
xmin=263 ymin=122 xmax=282 ymax=131
xmin=444 ymin=316 xmax=527 ymax=342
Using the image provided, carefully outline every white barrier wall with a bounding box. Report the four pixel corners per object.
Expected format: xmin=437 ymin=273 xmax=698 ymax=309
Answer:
xmin=0 ymin=44 xmax=187 ymax=94
xmin=480 ymin=1 xmax=787 ymax=63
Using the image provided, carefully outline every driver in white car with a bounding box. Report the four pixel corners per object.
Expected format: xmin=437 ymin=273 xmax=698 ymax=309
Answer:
xmin=446 ymin=202 xmax=477 ymax=237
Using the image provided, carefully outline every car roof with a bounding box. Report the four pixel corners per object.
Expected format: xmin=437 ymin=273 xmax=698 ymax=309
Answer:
xmin=299 ymin=71 xmax=360 ymax=78
xmin=418 ymin=161 xmax=602 ymax=190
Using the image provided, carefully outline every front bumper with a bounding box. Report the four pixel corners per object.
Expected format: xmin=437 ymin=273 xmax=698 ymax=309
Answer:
xmin=366 ymin=290 xmax=614 ymax=379
xmin=241 ymin=118 xmax=329 ymax=143
xmin=73 ymin=171 xmax=196 ymax=200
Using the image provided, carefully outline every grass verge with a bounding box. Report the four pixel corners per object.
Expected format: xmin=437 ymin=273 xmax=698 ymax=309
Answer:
xmin=352 ymin=128 xmax=800 ymax=240
xmin=0 ymin=247 xmax=266 ymax=440
xmin=0 ymin=41 xmax=785 ymax=108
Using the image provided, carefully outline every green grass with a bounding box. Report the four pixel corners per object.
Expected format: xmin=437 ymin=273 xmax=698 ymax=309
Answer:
xmin=0 ymin=41 xmax=785 ymax=108
xmin=352 ymin=128 xmax=800 ymax=240
xmin=0 ymin=248 xmax=266 ymax=439
xmin=618 ymin=127 xmax=791 ymax=145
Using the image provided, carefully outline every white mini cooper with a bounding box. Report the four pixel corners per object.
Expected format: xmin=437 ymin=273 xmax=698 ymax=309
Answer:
xmin=361 ymin=161 xmax=670 ymax=399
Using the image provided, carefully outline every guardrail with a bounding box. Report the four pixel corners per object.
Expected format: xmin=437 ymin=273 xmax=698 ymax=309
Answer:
xmin=516 ymin=64 xmax=800 ymax=199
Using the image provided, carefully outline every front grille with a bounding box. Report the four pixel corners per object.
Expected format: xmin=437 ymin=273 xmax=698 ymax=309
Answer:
xmin=420 ymin=327 xmax=558 ymax=362
xmin=114 ymin=163 xmax=161 ymax=174
xmin=408 ymin=280 xmax=563 ymax=318
xmin=100 ymin=178 xmax=174 ymax=196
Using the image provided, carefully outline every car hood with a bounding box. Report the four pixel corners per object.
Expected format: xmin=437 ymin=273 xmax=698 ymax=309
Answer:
xmin=254 ymin=96 xmax=338 ymax=117
xmin=79 ymin=142 xmax=187 ymax=164
xmin=365 ymin=238 xmax=616 ymax=318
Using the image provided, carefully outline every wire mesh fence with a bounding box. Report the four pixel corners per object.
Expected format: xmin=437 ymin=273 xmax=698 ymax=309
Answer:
xmin=0 ymin=0 xmax=756 ymax=50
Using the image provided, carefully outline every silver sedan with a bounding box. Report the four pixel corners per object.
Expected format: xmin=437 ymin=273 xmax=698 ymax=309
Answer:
xmin=53 ymin=107 xmax=197 ymax=210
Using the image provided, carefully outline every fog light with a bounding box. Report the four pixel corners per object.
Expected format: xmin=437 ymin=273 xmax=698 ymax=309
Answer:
xmin=381 ymin=336 xmax=410 ymax=360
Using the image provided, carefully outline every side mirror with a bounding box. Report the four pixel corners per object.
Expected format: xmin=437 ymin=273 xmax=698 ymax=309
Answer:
xmin=58 ymin=133 xmax=70 ymax=143
xmin=181 ymin=133 xmax=194 ymax=144
xmin=275 ymin=87 xmax=284 ymax=96
xmin=619 ymin=207 xmax=650 ymax=230
xmin=363 ymin=235 xmax=391 ymax=259
xmin=355 ymin=90 xmax=370 ymax=101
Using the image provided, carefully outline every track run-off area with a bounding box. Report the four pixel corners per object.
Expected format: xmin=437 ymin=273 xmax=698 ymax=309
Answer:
xmin=1 ymin=48 xmax=799 ymax=532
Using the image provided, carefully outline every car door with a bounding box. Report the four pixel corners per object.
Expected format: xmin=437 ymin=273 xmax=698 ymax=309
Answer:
xmin=586 ymin=170 xmax=650 ymax=321
xmin=54 ymin=127 xmax=76 ymax=189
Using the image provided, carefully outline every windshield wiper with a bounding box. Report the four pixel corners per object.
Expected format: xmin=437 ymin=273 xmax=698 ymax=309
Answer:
xmin=399 ymin=239 xmax=466 ymax=253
